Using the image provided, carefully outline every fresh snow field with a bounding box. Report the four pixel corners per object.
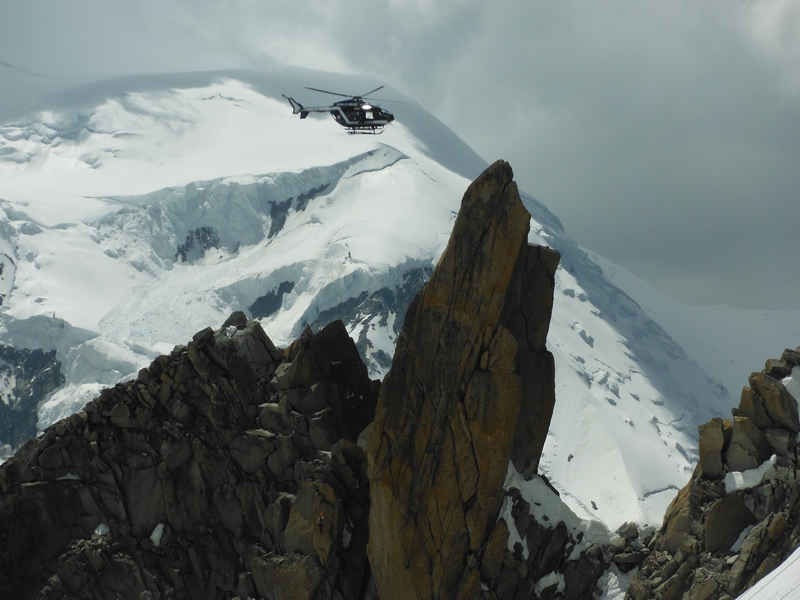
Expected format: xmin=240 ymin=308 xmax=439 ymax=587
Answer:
xmin=2 ymin=67 xmax=800 ymax=597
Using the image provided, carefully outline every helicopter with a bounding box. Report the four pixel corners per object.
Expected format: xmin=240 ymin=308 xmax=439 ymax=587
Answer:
xmin=283 ymin=86 xmax=395 ymax=134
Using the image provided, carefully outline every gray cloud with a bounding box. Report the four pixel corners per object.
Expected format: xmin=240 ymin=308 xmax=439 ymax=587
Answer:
xmin=1 ymin=0 xmax=798 ymax=309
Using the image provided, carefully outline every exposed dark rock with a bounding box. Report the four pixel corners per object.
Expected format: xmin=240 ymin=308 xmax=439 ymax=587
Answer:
xmin=704 ymin=495 xmax=755 ymax=553
xmin=781 ymin=348 xmax=800 ymax=366
xmin=764 ymin=427 xmax=794 ymax=457
xmin=268 ymin=183 xmax=330 ymax=238
xmin=765 ymin=359 xmax=792 ymax=379
xmin=726 ymin=416 xmax=771 ymax=472
xmin=309 ymin=264 xmax=433 ymax=377
xmin=617 ymin=521 xmax=640 ymax=541
xmin=732 ymin=387 xmax=772 ymax=430
xmin=250 ymin=280 xmax=295 ymax=319
xmin=175 ymin=225 xmax=221 ymax=262
xmin=749 ymin=372 xmax=798 ymax=433
xmin=0 ymin=315 xmax=378 ymax=599
xmin=0 ymin=345 xmax=64 ymax=450
xmin=698 ymin=418 xmax=725 ymax=479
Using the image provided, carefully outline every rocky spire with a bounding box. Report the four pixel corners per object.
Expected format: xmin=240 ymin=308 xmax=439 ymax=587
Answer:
xmin=365 ymin=160 xmax=560 ymax=600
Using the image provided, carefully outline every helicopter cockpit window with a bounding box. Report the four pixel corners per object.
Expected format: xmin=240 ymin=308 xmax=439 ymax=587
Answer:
xmin=365 ymin=111 xmax=374 ymax=120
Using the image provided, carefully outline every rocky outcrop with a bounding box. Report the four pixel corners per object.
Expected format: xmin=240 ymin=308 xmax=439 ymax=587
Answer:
xmin=0 ymin=313 xmax=378 ymax=599
xmin=627 ymin=347 xmax=800 ymax=600
xmin=365 ymin=160 xmax=561 ymax=600
xmin=500 ymin=484 xmax=618 ymax=599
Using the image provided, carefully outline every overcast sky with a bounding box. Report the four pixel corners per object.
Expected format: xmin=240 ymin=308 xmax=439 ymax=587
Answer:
xmin=1 ymin=1 xmax=798 ymax=310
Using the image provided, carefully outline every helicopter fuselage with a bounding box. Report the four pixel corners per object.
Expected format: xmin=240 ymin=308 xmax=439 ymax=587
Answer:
xmin=329 ymin=100 xmax=394 ymax=133
xmin=284 ymin=94 xmax=394 ymax=133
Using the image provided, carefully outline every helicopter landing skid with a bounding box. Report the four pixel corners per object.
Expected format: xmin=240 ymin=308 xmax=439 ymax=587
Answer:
xmin=346 ymin=127 xmax=385 ymax=135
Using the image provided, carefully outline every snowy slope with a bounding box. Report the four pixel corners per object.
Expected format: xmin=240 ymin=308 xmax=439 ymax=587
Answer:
xmin=0 ymin=68 xmax=475 ymax=423
xmin=590 ymin=251 xmax=800 ymax=401
xmin=1 ymin=66 xmax=798 ymax=538
xmin=523 ymin=195 xmax=734 ymax=527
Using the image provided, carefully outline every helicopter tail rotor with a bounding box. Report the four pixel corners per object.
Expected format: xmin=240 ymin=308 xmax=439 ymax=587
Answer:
xmin=283 ymin=95 xmax=309 ymax=119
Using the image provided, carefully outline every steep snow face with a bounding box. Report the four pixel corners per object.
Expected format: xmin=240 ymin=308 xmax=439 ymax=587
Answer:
xmin=520 ymin=194 xmax=735 ymax=527
xmin=591 ymin=252 xmax=800 ymax=402
xmin=1 ymin=69 xmax=797 ymax=533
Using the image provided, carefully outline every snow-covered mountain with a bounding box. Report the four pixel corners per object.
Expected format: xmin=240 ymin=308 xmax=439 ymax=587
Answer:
xmin=1 ymin=66 xmax=799 ymax=538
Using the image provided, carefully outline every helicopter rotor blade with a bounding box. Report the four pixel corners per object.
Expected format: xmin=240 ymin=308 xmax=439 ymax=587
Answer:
xmin=363 ymin=97 xmax=408 ymax=104
xmin=305 ymin=87 xmax=351 ymax=98
xmin=360 ymin=85 xmax=385 ymax=97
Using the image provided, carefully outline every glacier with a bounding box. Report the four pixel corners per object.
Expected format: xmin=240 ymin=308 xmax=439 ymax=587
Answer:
xmin=1 ymin=66 xmax=799 ymax=545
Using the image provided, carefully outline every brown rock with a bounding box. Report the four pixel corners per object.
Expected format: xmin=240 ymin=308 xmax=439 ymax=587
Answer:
xmin=686 ymin=577 xmax=717 ymax=600
xmin=732 ymin=387 xmax=772 ymax=430
xmin=750 ymin=372 xmax=799 ymax=433
xmin=480 ymin=519 xmax=510 ymax=581
xmin=502 ymin=245 xmax=560 ymax=477
xmin=704 ymin=495 xmax=755 ymax=553
xmin=764 ymin=428 xmax=793 ymax=457
xmin=767 ymin=512 xmax=787 ymax=542
xmin=725 ymin=416 xmax=771 ymax=472
xmin=655 ymin=572 xmax=684 ymax=600
xmin=780 ymin=348 xmax=800 ymax=366
xmin=366 ymin=160 xmax=559 ymax=600
xmin=283 ymin=481 xmax=343 ymax=566
xmin=617 ymin=521 xmax=639 ymax=541
xmin=251 ymin=553 xmax=325 ymax=600
xmin=765 ymin=359 xmax=792 ymax=378
xmin=698 ymin=418 xmax=725 ymax=479
xmin=613 ymin=550 xmax=646 ymax=566
xmin=659 ymin=484 xmax=699 ymax=554
xmin=265 ymin=492 xmax=294 ymax=540
xmin=630 ymin=351 xmax=800 ymax=600
xmin=456 ymin=567 xmax=482 ymax=600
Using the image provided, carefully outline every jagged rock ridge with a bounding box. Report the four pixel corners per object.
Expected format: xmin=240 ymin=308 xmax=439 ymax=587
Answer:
xmin=0 ymin=314 xmax=378 ymax=599
xmin=628 ymin=348 xmax=800 ymax=600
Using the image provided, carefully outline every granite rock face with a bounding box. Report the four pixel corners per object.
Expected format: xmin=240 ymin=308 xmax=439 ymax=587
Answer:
xmin=0 ymin=314 xmax=378 ymax=600
xmin=627 ymin=347 xmax=800 ymax=600
xmin=366 ymin=160 xmax=560 ymax=600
